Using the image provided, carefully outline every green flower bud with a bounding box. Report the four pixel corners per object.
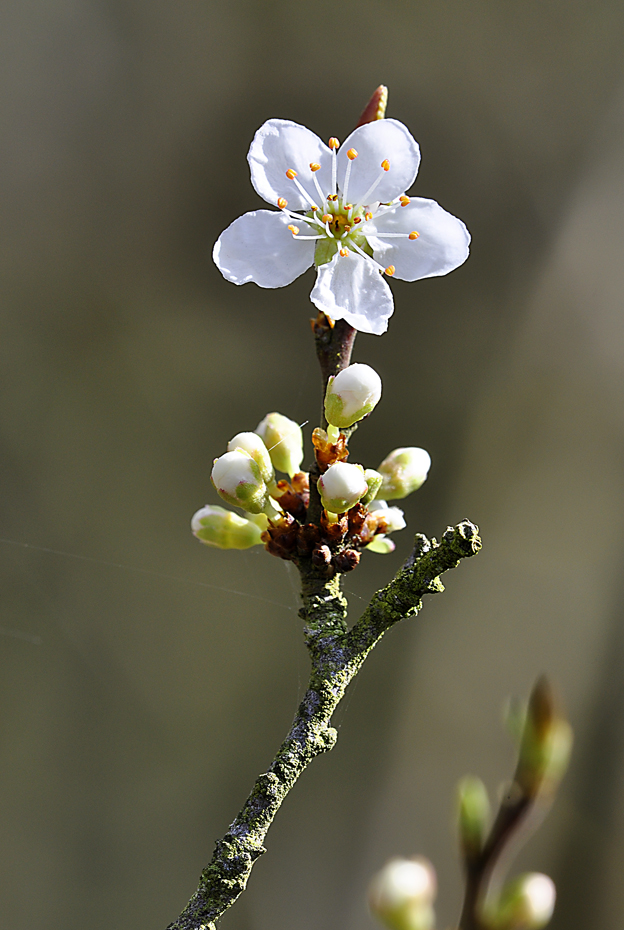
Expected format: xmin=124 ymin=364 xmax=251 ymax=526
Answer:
xmin=366 ymin=536 xmax=396 ymax=554
xmin=368 ymin=857 xmax=436 ymax=930
xmin=318 ymin=461 xmax=367 ymax=514
xmin=457 ymin=775 xmax=490 ymax=861
xmin=378 ymin=447 xmax=432 ymax=500
xmin=228 ymin=431 xmax=275 ymax=486
xmin=255 ymin=412 xmax=304 ymax=477
xmin=191 ymin=505 xmax=264 ymax=549
xmin=489 ymin=873 xmax=556 ymax=930
xmin=362 ymin=468 xmax=383 ymax=505
xmin=324 ymin=363 xmax=382 ymax=429
xmin=211 ymin=449 xmax=269 ymax=514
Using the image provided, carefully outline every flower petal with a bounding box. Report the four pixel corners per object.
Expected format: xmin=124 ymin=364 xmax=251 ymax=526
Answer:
xmin=337 ymin=119 xmax=421 ymax=205
xmin=368 ymin=198 xmax=470 ymax=281
xmin=247 ymin=119 xmax=332 ymax=210
xmin=310 ymin=252 xmax=394 ymax=335
xmin=213 ymin=210 xmax=314 ymax=288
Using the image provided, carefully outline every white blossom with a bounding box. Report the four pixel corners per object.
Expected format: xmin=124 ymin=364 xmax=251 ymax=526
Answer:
xmin=213 ymin=118 xmax=470 ymax=335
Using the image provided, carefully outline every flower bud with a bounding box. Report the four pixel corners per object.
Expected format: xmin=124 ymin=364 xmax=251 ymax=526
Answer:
xmin=318 ymin=462 xmax=367 ymax=514
xmin=368 ymin=857 xmax=436 ymax=930
xmin=491 ymin=873 xmax=556 ymax=930
xmin=228 ymin=431 xmax=274 ymax=486
xmin=457 ymin=775 xmax=490 ymax=862
xmin=255 ymin=412 xmax=304 ymax=477
xmin=191 ymin=505 xmax=264 ymax=549
xmin=211 ymin=449 xmax=269 ymax=514
xmin=368 ymin=499 xmax=407 ymax=533
xmin=515 ymin=677 xmax=573 ymax=799
xmin=378 ymin=447 xmax=431 ymax=500
xmin=362 ymin=468 xmax=383 ymax=505
xmin=367 ymin=536 xmax=396 ymax=554
xmin=324 ymin=363 xmax=382 ymax=429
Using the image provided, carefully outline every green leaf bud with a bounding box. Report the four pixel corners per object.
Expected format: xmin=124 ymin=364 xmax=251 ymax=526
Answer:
xmin=515 ymin=677 xmax=573 ymax=799
xmin=318 ymin=461 xmax=367 ymax=514
xmin=378 ymin=447 xmax=432 ymax=500
xmin=255 ymin=412 xmax=304 ymax=477
xmin=368 ymin=857 xmax=436 ymax=930
xmin=456 ymin=775 xmax=490 ymax=862
xmin=211 ymin=449 xmax=269 ymax=514
xmin=191 ymin=505 xmax=264 ymax=549
xmin=324 ymin=363 xmax=382 ymax=429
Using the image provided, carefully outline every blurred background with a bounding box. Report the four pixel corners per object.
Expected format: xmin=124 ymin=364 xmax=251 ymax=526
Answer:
xmin=2 ymin=1 xmax=624 ymax=928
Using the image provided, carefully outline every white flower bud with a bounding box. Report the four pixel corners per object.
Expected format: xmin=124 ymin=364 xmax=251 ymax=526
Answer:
xmin=368 ymin=499 xmax=407 ymax=533
xmin=378 ymin=447 xmax=432 ymax=500
xmin=318 ymin=462 xmax=367 ymax=514
xmin=255 ymin=412 xmax=304 ymax=477
xmin=369 ymin=857 xmax=436 ymax=930
xmin=191 ymin=505 xmax=264 ymax=549
xmin=228 ymin=431 xmax=274 ymax=486
xmin=492 ymin=873 xmax=556 ymax=930
xmin=211 ymin=449 xmax=269 ymax=514
xmin=324 ymin=363 xmax=382 ymax=429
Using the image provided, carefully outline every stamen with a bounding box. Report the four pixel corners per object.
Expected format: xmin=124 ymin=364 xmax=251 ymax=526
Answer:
xmin=277 ymin=197 xmax=288 ymax=209
xmin=353 ymin=217 xmax=362 ymax=224
xmin=347 ymin=148 xmax=358 ymax=160
xmin=285 ymin=169 xmax=319 ymax=211
xmin=328 ymin=138 xmax=340 ymax=150
xmin=310 ymin=163 xmax=321 ymax=171
xmin=295 ymin=234 xmax=324 ymax=240
xmin=339 ymin=248 xmax=350 ymax=257
xmin=385 ymin=265 xmax=396 ymax=276
xmin=288 ymin=225 xmax=300 ymax=236
xmin=409 ymin=231 xmax=420 ymax=240
xmin=350 ymin=241 xmax=386 ymax=274
xmin=321 ymin=214 xmax=332 ymax=223
xmin=342 ymin=155 xmax=355 ymax=205
xmin=353 ymin=158 xmax=392 ymax=211
xmin=365 ymin=212 xmax=373 ymax=221
xmin=399 ymin=196 xmax=410 ymax=207
xmin=310 ymin=168 xmax=326 ymax=207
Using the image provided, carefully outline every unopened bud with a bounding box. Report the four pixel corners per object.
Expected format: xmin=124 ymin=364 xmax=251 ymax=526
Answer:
xmin=228 ymin=431 xmax=274 ymax=486
xmin=318 ymin=461 xmax=367 ymax=514
xmin=255 ymin=412 xmax=304 ymax=477
xmin=211 ymin=449 xmax=269 ymax=514
xmin=378 ymin=447 xmax=431 ymax=500
xmin=368 ymin=499 xmax=407 ymax=533
xmin=367 ymin=536 xmax=396 ymax=554
xmin=191 ymin=505 xmax=264 ymax=549
xmin=362 ymin=468 xmax=383 ymax=505
xmin=491 ymin=873 xmax=556 ymax=930
xmin=368 ymin=857 xmax=436 ymax=930
xmin=516 ymin=677 xmax=573 ymax=798
xmin=324 ymin=362 xmax=382 ymax=429
xmin=457 ymin=775 xmax=490 ymax=861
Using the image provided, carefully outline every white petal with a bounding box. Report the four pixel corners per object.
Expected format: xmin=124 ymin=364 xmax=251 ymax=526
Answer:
xmin=247 ymin=119 xmax=332 ymax=210
xmin=310 ymin=252 xmax=394 ymax=335
xmin=213 ymin=210 xmax=314 ymax=288
xmin=369 ymin=198 xmax=470 ymax=281
xmin=337 ymin=119 xmax=421 ymax=205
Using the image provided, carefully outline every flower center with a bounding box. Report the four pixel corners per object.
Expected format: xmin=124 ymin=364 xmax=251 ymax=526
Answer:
xmin=278 ymin=137 xmax=419 ymax=277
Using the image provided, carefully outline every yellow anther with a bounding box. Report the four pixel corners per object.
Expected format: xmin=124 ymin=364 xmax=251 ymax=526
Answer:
xmin=322 ymin=214 xmax=332 ymax=223
xmin=344 ymin=225 xmax=351 ymax=232
xmin=365 ymin=212 xmax=373 ymax=221
xmin=288 ymin=225 xmax=299 ymax=236
xmin=409 ymin=231 xmax=420 ymax=240
xmin=339 ymin=248 xmax=350 ymax=257
xmin=353 ymin=217 xmax=362 ymax=224
xmin=347 ymin=148 xmax=358 ymax=160
xmin=277 ymin=197 xmax=288 ymax=209
xmin=381 ymin=159 xmax=390 ymax=171
xmin=385 ymin=265 xmax=396 ymax=276
xmin=328 ymin=137 xmax=340 ymax=150
xmin=328 ymin=194 xmax=338 ymax=202
xmin=399 ymin=196 xmax=410 ymax=206
xmin=309 ymin=162 xmax=321 ymax=172
xmin=286 ymin=169 xmax=297 ymax=180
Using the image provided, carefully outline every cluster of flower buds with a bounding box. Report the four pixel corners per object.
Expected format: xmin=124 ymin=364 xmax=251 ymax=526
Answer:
xmin=191 ymin=361 xmax=432 ymax=573
xmin=368 ymin=857 xmax=437 ymax=930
